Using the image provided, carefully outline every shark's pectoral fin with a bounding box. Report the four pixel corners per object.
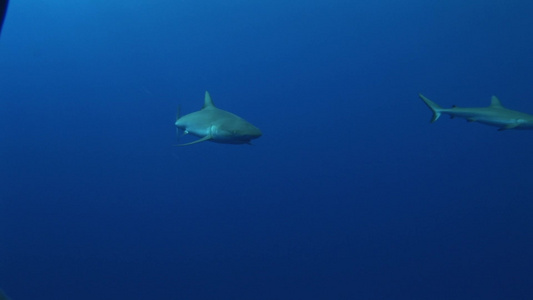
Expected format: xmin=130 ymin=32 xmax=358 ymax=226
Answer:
xmin=498 ymin=124 xmax=519 ymax=131
xmin=177 ymin=135 xmax=212 ymax=146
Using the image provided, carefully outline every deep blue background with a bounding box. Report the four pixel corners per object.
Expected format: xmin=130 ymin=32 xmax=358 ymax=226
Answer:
xmin=1 ymin=0 xmax=533 ymax=299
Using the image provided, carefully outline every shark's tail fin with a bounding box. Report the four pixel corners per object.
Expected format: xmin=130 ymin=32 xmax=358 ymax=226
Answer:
xmin=176 ymin=104 xmax=181 ymax=122
xmin=175 ymin=105 xmax=183 ymax=143
xmin=419 ymin=94 xmax=443 ymax=123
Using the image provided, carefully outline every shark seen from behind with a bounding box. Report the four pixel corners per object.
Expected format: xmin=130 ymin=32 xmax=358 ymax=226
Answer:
xmin=419 ymin=93 xmax=533 ymax=131
xmin=175 ymin=91 xmax=262 ymax=146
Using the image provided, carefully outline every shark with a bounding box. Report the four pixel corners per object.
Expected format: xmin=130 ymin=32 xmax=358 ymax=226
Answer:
xmin=419 ymin=93 xmax=533 ymax=131
xmin=175 ymin=91 xmax=262 ymax=146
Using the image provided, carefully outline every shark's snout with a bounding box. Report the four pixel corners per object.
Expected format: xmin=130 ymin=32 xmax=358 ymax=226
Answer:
xmin=239 ymin=122 xmax=262 ymax=141
xmin=248 ymin=126 xmax=262 ymax=139
xmin=223 ymin=124 xmax=262 ymax=143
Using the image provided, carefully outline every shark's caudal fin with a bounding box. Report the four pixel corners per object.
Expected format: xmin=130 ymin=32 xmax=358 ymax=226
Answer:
xmin=419 ymin=94 xmax=443 ymax=123
xmin=176 ymin=104 xmax=181 ymax=121
xmin=175 ymin=104 xmax=183 ymax=143
xmin=202 ymin=91 xmax=215 ymax=109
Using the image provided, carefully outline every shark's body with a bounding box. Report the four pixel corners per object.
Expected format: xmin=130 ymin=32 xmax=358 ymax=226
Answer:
xmin=419 ymin=94 xmax=533 ymax=131
xmin=175 ymin=91 xmax=262 ymax=146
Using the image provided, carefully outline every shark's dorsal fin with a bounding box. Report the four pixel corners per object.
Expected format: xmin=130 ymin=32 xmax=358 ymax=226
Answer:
xmin=203 ymin=91 xmax=216 ymax=109
xmin=490 ymin=96 xmax=504 ymax=108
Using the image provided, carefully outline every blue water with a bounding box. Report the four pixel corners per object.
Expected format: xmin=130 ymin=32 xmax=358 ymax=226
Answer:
xmin=1 ymin=1 xmax=533 ymax=299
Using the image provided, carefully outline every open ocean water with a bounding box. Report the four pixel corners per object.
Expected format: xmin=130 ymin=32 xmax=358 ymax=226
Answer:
xmin=1 ymin=0 xmax=533 ymax=299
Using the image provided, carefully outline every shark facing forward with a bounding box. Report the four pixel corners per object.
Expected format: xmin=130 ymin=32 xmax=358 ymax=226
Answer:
xmin=175 ymin=91 xmax=262 ymax=146
xmin=419 ymin=94 xmax=533 ymax=131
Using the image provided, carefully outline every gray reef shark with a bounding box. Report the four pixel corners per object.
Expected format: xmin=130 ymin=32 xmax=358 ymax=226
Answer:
xmin=175 ymin=91 xmax=262 ymax=146
xmin=419 ymin=93 xmax=533 ymax=130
